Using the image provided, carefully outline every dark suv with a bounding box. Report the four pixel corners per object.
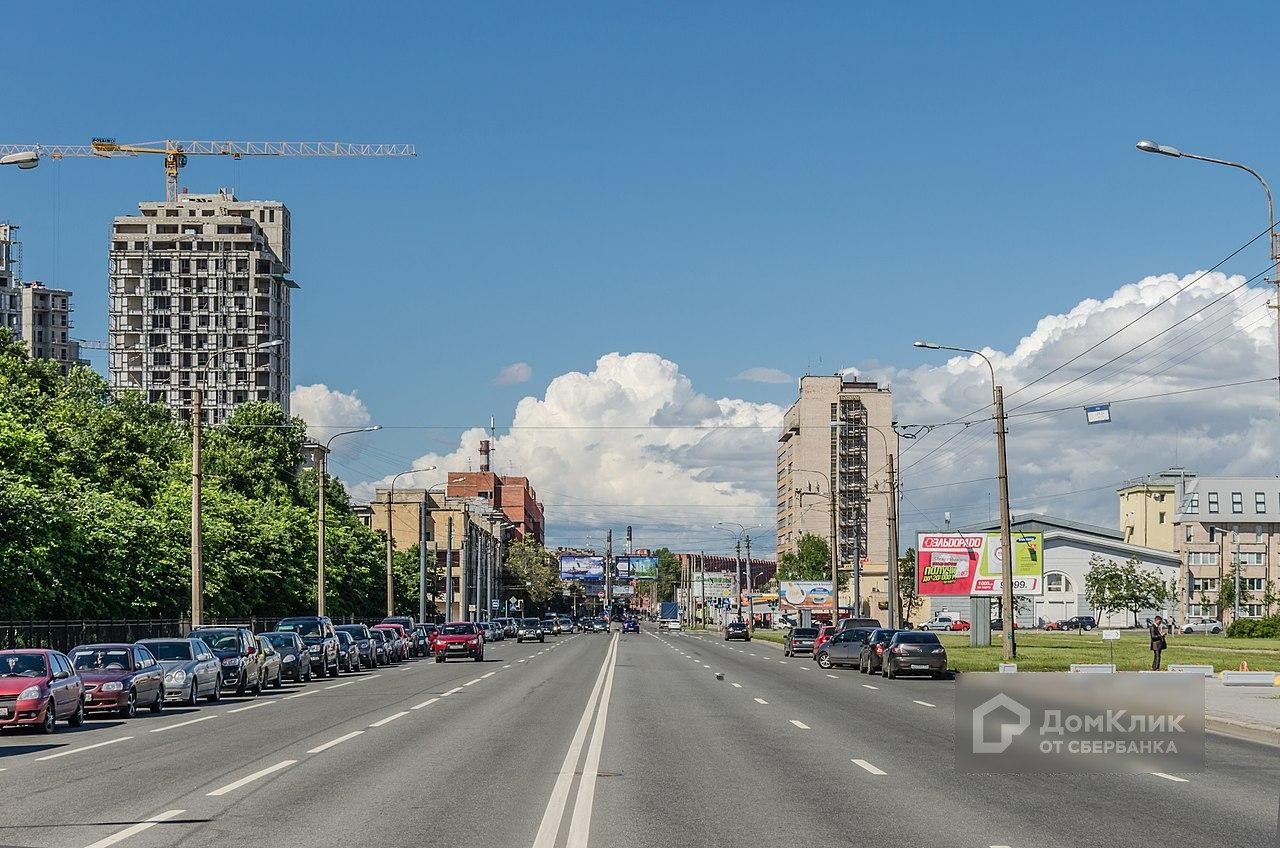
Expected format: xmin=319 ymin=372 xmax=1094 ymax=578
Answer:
xmin=1065 ymin=616 xmax=1097 ymax=632
xmin=276 ymin=616 xmax=340 ymax=678
xmin=336 ymin=624 xmax=379 ymax=668
xmin=190 ymin=626 xmax=263 ymax=696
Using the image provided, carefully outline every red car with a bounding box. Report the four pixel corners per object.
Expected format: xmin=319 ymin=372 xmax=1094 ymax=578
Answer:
xmin=69 ymin=643 xmax=165 ymax=718
xmin=812 ymin=625 xmax=838 ymax=654
xmin=0 ymin=649 xmax=85 ymax=733
xmin=949 ymin=619 xmax=972 ymax=632
xmin=432 ymin=622 xmax=484 ymax=662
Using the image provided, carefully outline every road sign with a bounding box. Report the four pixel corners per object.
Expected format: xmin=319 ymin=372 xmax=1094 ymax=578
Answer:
xmin=491 ymin=599 xmax=499 ymax=610
xmin=597 ymin=591 xmax=605 ymax=598
xmin=1101 ymin=630 xmax=1121 ymax=641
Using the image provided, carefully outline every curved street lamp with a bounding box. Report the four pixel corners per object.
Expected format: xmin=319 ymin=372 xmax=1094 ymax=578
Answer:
xmin=0 ymin=151 xmax=39 ymax=169
xmin=313 ymin=425 xmax=381 ymax=615
xmin=386 ymin=465 xmax=437 ymax=616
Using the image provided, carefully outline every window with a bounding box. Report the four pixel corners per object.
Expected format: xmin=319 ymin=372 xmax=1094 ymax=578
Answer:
xmin=1231 ymin=492 xmax=1243 ymax=514
xmin=1192 ymin=577 xmax=1219 ymax=592
xmin=1185 ymin=525 xmax=1194 ymax=543
xmin=1185 ymin=493 xmax=1199 ymax=514
xmin=1207 ymin=492 xmax=1219 ymax=513
xmin=1188 ymin=604 xmax=1218 ymax=618
xmin=1158 ymin=511 xmax=1166 ymax=525
xmin=1238 ymin=552 xmax=1265 ymax=566
xmin=1188 ymin=552 xmax=1219 ymax=566
xmin=1254 ymin=492 xmax=1266 ymax=513
xmin=1209 ymin=527 xmax=1218 ymax=542
xmin=1257 ymin=525 xmax=1265 ymax=543
xmin=1244 ymin=578 xmax=1266 ymax=591
xmin=1242 ymin=604 xmax=1264 ymax=618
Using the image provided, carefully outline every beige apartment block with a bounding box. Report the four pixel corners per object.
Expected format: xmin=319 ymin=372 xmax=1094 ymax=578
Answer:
xmin=776 ymin=375 xmax=896 ymax=617
xmin=1116 ymin=469 xmax=1193 ymax=552
xmin=1175 ymin=476 xmax=1280 ymax=624
xmin=0 ymin=224 xmax=20 ymax=339
xmin=107 ymin=189 xmax=295 ymax=425
xmin=21 ymin=282 xmax=86 ymax=374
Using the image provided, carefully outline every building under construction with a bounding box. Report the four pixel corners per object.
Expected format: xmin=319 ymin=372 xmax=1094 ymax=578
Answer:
xmin=107 ymin=189 xmax=295 ymax=424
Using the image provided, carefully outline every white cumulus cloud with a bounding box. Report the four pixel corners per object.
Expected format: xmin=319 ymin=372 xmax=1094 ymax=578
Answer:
xmin=289 ymin=384 xmax=373 ymax=440
xmin=494 ymin=361 xmax=533 ymax=385
xmin=734 ymin=367 xmax=794 ymax=384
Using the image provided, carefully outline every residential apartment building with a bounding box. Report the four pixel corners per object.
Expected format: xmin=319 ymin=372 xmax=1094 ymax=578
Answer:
xmin=1116 ymin=468 xmax=1194 ymax=552
xmin=776 ymin=375 xmax=896 ymax=615
xmin=446 ymin=441 xmax=546 ymax=544
xmin=1175 ymin=476 xmax=1280 ymax=623
xmin=107 ymin=189 xmax=295 ymax=424
xmin=0 ymin=224 xmax=20 ymax=339
xmin=21 ymin=282 xmax=86 ymax=374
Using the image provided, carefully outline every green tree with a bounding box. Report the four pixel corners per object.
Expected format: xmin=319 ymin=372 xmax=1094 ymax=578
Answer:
xmin=1119 ymin=558 xmax=1170 ymax=627
xmin=1083 ymin=555 xmax=1125 ymax=626
xmin=653 ymin=548 xmax=682 ymax=602
xmin=1215 ymin=561 xmax=1253 ymax=619
xmin=506 ymin=538 xmax=561 ymax=604
xmin=777 ymin=532 xmax=830 ymax=582
xmin=897 ymin=547 xmax=924 ymax=625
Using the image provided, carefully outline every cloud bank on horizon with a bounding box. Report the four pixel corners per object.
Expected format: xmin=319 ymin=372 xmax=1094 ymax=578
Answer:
xmin=296 ymin=270 xmax=1278 ymax=557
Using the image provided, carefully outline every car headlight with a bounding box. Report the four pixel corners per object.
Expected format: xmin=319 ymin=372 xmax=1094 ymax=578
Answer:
xmin=309 ymin=645 xmax=320 ymax=653
xmin=221 ymin=657 xmax=241 ymax=667
xmin=165 ymin=669 xmax=187 ymax=685
xmin=17 ymin=685 xmax=42 ymax=701
xmin=100 ymin=681 xmax=124 ymax=692
xmin=467 ymin=638 xmax=478 ymax=646
xmin=284 ymin=653 xmax=296 ymax=662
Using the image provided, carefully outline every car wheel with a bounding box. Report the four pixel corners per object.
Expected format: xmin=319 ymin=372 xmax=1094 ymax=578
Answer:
xmin=207 ymin=678 xmax=221 ymax=703
xmin=40 ymin=700 xmax=57 ymax=734
xmin=1212 ymin=626 xmax=1222 ymax=634
xmin=328 ymin=660 xmax=339 ymax=678
xmin=932 ymin=670 xmax=944 ymax=680
xmin=150 ymin=689 xmax=164 ymax=713
xmin=186 ymin=680 xmax=199 ymax=707
xmin=120 ymin=689 xmax=137 ymax=719
xmin=474 ymin=653 xmax=483 ymax=662
xmin=253 ymin=674 xmax=263 ymax=695
xmin=886 ymin=662 xmax=897 ymax=680
xmin=816 ymin=651 xmax=833 ymax=669
xmin=273 ymin=669 xmax=283 ymax=689
xmin=68 ymin=696 xmax=85 ymax=727
xmin=1083 ymin=625 xmax=1092 ymax=632
xmin=435 ymin=655 xmax=445 ymax=663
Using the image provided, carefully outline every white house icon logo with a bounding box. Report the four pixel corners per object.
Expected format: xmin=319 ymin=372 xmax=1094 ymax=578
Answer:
xmin=972 ymin=692 xmax=1031 ymax=754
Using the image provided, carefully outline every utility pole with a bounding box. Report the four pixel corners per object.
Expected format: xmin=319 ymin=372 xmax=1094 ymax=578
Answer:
xmin=994 ymin=384 xmax=1016 ymax=661
xmin=735 ymin=539 xmax=743 ymax=623
xmin=1232 ymin=528 xmax=1241 ymax=624
xmin=698 ymin=552 xmax=706 ymax=628
xmin=886 ymin=452 xmax=901 ymax=628
xmin=445 ymin=516 xmax=455 ymax=622
xmin=316 ymin=444 xmax=326 ymax=617
xmin=461 ymin=504 xmax=471 ymax=621
xmin=744 ymin=533 xmax=753 ymax=632
xmin=190 ymin=386 xmax=203 ymax=628
xmin=418 ymin=500 xmax=427 ymax=624
xmin=605 ymin=529 xmax=614 ymax=612
xmin=829 ymin=482 xmax=840 ymax=623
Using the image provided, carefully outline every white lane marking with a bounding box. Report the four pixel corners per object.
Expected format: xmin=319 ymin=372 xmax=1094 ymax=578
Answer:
xmin=442 ymin=686 xmax=463 ymax=696
xmin=566 ymin=633 xmax=619 ymax=848
xmin=369 ymin=711 xmax=409 ymax=728
xmin=532 ymin=636 xmax=619 ymax=848
xmin=852 ymin=759 xmax=887 ymax=775
xmin=1152 ymin=772 xmax=1189 ymax=783
xmin=731 ymin=683 xmax=742 ymax=688
xmin=227 ymin=701 xmax=273 ymax=714
xmin=307 ymin=731 xmax=363 ymax=754
xmin=463 ymin=679 xmax=481 ymax=687
xmin=789 ymin=720 xmax=810 ymax=730
xmin=36 ymin=736 xmax=133 ymax=761
xmin=503 ymin=664 xmax=512 ymax=669
xmin=150 ymin=715 xmax=216 ymax=733
xmin=799 ymin=666 xmax=809 ymax=671
xmin=82 ymin=808 xmax=185 ymax=848
xmin=702 ymin=664 xmax=710 ymax=669
xmin=826 ymin=674 xmax=839 ymax=679
xmin=358 ymin=674 xmax=381 ymax=682
xmin=862 ymin=684 xmax=879 ymax=690
xmin=412 ymin=697 xmax=440 ymax=710
xmin=283 ymin=689 xmax=317 ymax=700
xmin=518 ymin=659 xmax=526 ymax=663
xmin=207 ymin=759 xmax=296 ymax=796
xmin=753 ymin=698 xmax=769 ymax=705
xmin=481 ymin=671 xmax=496 ymax=679
xmin=913 ymin=700 xmax=936 ymax=708
xmin=748 ymin=653 xmax=757 ymax=657
xmin=778 ymin=660 xmax=788 ymax=664
xmin=325 ymin=680 xmax=356 ymax=689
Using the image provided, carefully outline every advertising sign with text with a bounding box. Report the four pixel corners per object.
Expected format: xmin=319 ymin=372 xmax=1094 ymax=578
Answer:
xmin=916 ymin=533 xmax=1044 ymax=596
xmin=779 ymin=581 xmax=834 ymax=610
xmin=558 ymin=555 xmax=605 ymax=582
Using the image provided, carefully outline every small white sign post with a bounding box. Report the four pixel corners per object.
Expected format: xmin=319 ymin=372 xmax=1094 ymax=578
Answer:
xmin=1101 ymin=629 xmax=1120 ymax=667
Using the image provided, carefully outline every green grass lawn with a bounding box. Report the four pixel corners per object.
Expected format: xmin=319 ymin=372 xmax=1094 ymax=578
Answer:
xmin=937 ymin=630 xmax=1280 ymax=672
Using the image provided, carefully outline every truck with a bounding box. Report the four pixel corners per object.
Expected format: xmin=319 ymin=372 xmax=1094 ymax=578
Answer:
xmin=658 ymin=601 xmax=681 ymax=631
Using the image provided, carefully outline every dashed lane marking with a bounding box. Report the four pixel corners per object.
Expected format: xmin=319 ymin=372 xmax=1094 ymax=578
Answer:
xmin=82 ymin=808 xmax=185 ymax=848
xmin=913 ymin=700 xmax=935 ymax=708
xmin=369 ymin=711 xmax=408 ymax=728
xmin=307 ymin=731 xmax=363 ymax=754
xmin=1151 ymin=772 xmax=1189 ymax=783
xmin=789 ymin=720 xmax=810 ymax=730
xmin=754 ymin=698 xmax=768 ymax=705
xmin=411 ymin=697 xmax=440 ymax=710
xmin=36 ymin=736 xmax=133 ymax=761
xmin=207 ymin=760 xmax=296 ymax=796
xmin=852 ymin=759 xmax=886 ymax=775
xmin=150 ymin=715 xmax=216 ymax=733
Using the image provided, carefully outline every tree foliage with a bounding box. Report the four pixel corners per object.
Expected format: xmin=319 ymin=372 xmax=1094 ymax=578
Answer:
xmin=777 ymin=532 xmax=830 ymax=582
xmin=1083 ymin=555 xmax=1169 ymax=627
xmin=505 ymin=538 xmax=561 ymax=605
xmin=897 ymin=547 xmax=924 ymax=625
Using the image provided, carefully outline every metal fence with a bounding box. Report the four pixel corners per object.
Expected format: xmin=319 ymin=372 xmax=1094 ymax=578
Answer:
xmin=0 ymin=615 xmax=364 ymax=653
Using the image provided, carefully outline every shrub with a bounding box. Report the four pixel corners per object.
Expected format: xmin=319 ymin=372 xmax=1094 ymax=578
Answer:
xmin=1226 ymin=616 xmax=1280 ymax=639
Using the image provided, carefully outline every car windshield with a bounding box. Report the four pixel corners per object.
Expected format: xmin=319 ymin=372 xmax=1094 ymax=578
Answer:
xmin=277 ymin=620 xmax=323 ymax=637
xmin=337 ymin=627 xmax=366 ymax=638
xmin=199 ymin=631 xmax=241 ymax=651
xmin=441 ymin=624 xmax=476 ymax=635
xmin=143 ymin=641 xmax=193 ymax=661
xmin=0 ymin=653 xmax=48 ymax=677
xmin=523 ymin=619 xmax=541 ymax=626
xmin=263 ymin=634 xmax=294 ymax=649
xmin=792 ymin=628 xmax=819 ymax=637
xmin=71 ymin=649 xmax=131 ymax=670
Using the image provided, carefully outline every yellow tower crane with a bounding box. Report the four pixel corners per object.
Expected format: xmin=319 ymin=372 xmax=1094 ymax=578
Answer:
xmin=0 ymin=139 xmax=416 ymax=200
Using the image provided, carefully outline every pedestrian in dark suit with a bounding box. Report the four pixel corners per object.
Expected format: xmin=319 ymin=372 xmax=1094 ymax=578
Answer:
xmin=1149 ymin=615 xmax=1167 ymax=670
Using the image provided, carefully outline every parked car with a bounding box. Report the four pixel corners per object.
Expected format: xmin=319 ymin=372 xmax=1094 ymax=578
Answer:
xmin=0 ymin=649 xmax=85 ymax=733
xmin=482 ymin=621 xmax=504 ymax=642
xmin=1061 ymin=615 xmax=1097 ymax=632
xmin=814 ymin=627 xmax=877 ymax=669
xmin=255 ymin=635 xmax=284 ymax=689
xmin=331 ymin=631 xmax=359 ymax=673
xmin=335 ymin=624 xmax=378 ymax=669
xmin=948 ymin=619 xmax=972 ymax=631
xmin=433 ymin=622 xmax=485 ymax=662
xmin=137 ymin=638 xmax=222 ymax=705
xmin=1042 ymin=619 xmax=1068 ymax=631
xmin=276 ymin=616 xmax=341 ymax=678
xmin=517 ymin=618 xmax=545 ymax=643
xmin=858 ymin=628 xmax=900 ymax=674
xmin=813 ymin=624 xmax=838 ymax=652
xmin=69 ymin=643 xmax=165 ymax=717
xmin=836 ymin=617 xmax=882 ymax=631
xmin=382 ymin=616 xmax=418 ymax=653
xmin=1182 ymin=616 xmax=1223 ymax=635
xmin=622 ymin=619 xmax=640 ymax=633
xmin=881 ymin=631 xmax=948 ymax=679
xmin=190 ymin=626 xmax=264 ymax=696
xmin=372 ymin=623 xmax=409 ymax=661
xmin=724 ymin=620 xmax=750 ymax=641
xmin=261 ymin=632 xmax=312 ymax=682
xmin=919 ymin=615 xmax=957 ymax=631
xmin=558 ymin=616 xmax=575 ymax=634
xmin=989 ymin=619 xmax=1023 ymax=631
xmin=370 ymin=628 xmax=395 ymax=664
xmin=783 ymin=627 xmax=820 ymax=657
xmin=415 ymin=624 xmax=437 ymax=656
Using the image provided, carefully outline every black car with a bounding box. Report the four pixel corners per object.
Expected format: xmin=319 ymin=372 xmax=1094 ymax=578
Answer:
xmin=516 ymin=618 xmax=545 ymax=643
xmin=882 ymin=631 xmax=948 ymax=679
xmin=275 ymin=616 xmax=340 ymax=678
xmin=814 ymin=627 xmax=877 ymax=669
xmin=370 ymin=628 xmax=395 ymax=664
xmin=336 ymin=631 xmax=361 ymax=673
xmin=1065 ymin=615 xmax=1097 ymax=632
xmin=260 ymin=632 xmax=311 ymax=682
xmin=415 ymin=625 xmax=437 ymax=656
xmin=335 ymin=624 xmax=378 ymax=669
xmin=724 ymin=621 xmax=750 ymax=642
xmin=858 ymin=628 xmax=900 ymax=675
xmin=189 ymin=626 xmax=264 ymax=696
xmin=383 ymin=616 xmax=424 ymax=657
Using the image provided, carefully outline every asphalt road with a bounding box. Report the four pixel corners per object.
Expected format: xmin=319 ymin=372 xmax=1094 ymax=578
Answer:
xmin=0 ymin=628 xmax=1276 ymax=848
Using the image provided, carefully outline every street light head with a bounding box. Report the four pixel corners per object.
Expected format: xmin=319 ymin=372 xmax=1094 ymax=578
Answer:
xmin=1135 ymin=139 xmax=1181 ymax=158
xmin=0 ymin=151 xmax=39 ymax=169
xmin=255 ymin=338 xmax=286 ymax=349
xmin=363 ymin=425 xmax=383 ymax=433
xmin=912 ymin=340 xmax=941 ymax=350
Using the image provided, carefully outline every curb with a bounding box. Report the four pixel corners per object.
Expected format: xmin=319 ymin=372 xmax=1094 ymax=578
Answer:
xmin=1205 ymin=715 xmax=1280 ymax=748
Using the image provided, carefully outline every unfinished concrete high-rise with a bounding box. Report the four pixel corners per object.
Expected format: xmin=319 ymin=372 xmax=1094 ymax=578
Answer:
xmin=21 ymin=282 xmax=86 ymax=374
xmin=107 ymin=190 xmax=296 ymax=424
xmin=0 ymin=223 xmax=21 ymax=340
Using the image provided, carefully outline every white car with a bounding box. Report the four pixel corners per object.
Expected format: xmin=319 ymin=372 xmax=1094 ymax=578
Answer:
xmin=1181 ymin=616 xmax=1223 ymax=635
xmin=919 ymin=616 xmax=955 ymax=631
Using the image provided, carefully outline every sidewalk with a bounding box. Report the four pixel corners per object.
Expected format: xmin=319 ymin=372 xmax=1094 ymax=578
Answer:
xmin=1204 ymin=679 xmax=1280 ymax=747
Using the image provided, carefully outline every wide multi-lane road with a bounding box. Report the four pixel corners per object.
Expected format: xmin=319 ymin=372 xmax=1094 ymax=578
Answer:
xmin=1 ymin=628 xmax=1276 ymax=847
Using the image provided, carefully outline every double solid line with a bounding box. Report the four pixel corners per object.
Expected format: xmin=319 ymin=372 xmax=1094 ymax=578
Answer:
xmin=531 ymin=632 xmax=620 ymax=848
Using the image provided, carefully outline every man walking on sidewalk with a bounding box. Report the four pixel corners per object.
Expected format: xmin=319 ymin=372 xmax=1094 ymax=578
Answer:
xmin=1149 ymin=615 xmax=1168 ymax=670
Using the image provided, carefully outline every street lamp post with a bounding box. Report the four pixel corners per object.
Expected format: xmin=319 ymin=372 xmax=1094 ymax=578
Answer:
xmin=718 ymin=522 xmax=760 ymax=629
xmin=0 ymin=151 xmax=39 ymax=170
xmin=190 ymin=338 xmax=284 ymax=628
xmin=914 ymin=340 xmax=1016 ymax=660
xmin=312 ymin=425 xmax=381 ymax=616
xmin=1136 ymin=139 xmax=1280 ymax=411
xmin=385 ymin=466 xmax=436 ymax=617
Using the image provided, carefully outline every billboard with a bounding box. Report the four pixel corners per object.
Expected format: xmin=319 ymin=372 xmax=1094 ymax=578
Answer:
xmin=612 ymin=585 xmax=635 ymax=596
xmin=779 ymin=581 xmax=834 ymax=610
xmin=617 ymin=555 xmax=658 ymax=579
xmin=558 ymin=555 xmax=605 ymax=582
xmin=691 ymin=574 xmax=735 ymax=599
xmin=916 ymin=532 xmax=1044 ymax=596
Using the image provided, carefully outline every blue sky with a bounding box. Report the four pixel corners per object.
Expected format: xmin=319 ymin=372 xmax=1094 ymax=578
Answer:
xmin=7 ymin=4 xmax=1280 ymax=552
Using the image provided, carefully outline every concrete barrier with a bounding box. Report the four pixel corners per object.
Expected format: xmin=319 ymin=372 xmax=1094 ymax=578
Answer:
xmin=998 ymin=663 xmax=1018 ymax=673
xmin=1221 ymin=671 xmax=1279 ymax=687
xmin=1070 ymin=663 xmax=1116 ymax=673
xmin=1167 ymin=664 xmax=1215 ymax=677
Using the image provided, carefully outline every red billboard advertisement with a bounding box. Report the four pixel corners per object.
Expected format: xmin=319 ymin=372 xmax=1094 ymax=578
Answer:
xmin=916 ymin=533 xmax=1044 ymax=596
